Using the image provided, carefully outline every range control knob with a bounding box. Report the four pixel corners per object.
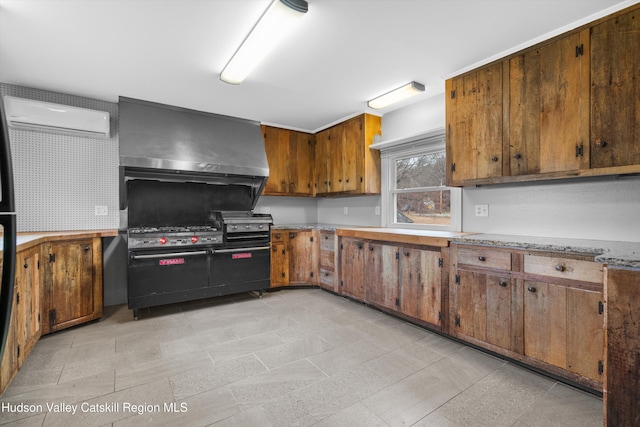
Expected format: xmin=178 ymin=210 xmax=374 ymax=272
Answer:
xmin=191 ymin=236 xmax=199 ymax=243
xmin=159 ymin=237 xmax=167 ymax=245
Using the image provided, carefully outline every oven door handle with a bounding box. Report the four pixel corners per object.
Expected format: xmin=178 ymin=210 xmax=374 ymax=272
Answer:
xmin=130 ymin=250 xmax=209 ymax=260
xmin=213 ymin=246 xmax=270 ymax=254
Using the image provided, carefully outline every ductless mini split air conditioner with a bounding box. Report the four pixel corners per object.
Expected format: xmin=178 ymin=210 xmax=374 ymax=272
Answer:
xmin=3 ymin=95 xmax=110 ymax=138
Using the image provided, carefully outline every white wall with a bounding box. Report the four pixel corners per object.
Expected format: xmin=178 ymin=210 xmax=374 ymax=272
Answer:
xmin=255 ymin=196 xmax=318 ymax=225
xmin=317 ymin=195 xmax=382 ymax=226
xmin=379 ymin=94 xmax=640 ymax=242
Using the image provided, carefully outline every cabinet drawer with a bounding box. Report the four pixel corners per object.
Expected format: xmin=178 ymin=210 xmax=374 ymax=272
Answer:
xmin=524 ymin=255 xmax=603 ymax=283
xmin=271 ymin=231 xmax=286 ymax=242
xmin=319 ymin=268 xmax=335 ymax=287
xmin=320 ymin=249 xmax=335 ymax=270
xmin=320 ymin=232 xmax=335 ymax=251
xmin=457 ymin=247 xmax=512 ymax=271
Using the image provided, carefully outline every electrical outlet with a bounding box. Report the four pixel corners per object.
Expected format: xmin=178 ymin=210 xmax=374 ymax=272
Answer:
xmin=475 ymin=204 xmax=489 ymax=217
xmin=343 ymin=207 xmax=348 ymax=215
xmin=94 ymin=205 xmax=108 ymax=216
xmin=375 ymin=206 xmax=381 ymax=216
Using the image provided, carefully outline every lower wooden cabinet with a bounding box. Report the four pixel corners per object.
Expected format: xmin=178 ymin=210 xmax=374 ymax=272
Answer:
xmin=451 ymin=269 xmax=513 ymax=350
xmin=339 ymin=237 xmax=445 ymax=330
xmin=270 ymin=231 xmax=289 ymax=287
xmin=398 ymin=247 xmax=443 ymax=328
xmin=604 ymin=267 xmax=640 ymax=427
xmin=41 ymin=238 xmax=104 ymax=334
xmin=339 ymin=238 xmax=366 ymax=300
xmin=270 ymin=229 xmax=318 ymax=287
xmin=450 ymin=243 xmax=604 ymax=389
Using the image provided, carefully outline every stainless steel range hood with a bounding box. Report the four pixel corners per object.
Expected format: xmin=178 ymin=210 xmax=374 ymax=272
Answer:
xmin=120 ymin=97 xmax=268 ymax=177
xmin=119 ymin=97 xmax=269 ymax=211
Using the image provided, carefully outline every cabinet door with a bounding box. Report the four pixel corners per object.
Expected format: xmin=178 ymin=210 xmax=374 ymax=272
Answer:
xmin=590 ymin=8 xmax=640 ymax=168
xmin=399 ymin=248 xmax=442 ymax=327
xmin=289 ymin=230 xmax=317 ymax=284
xmin=315 ymin=129 xmax=331 ymax=194
xmin=16 ymin=247 xmax=40 ymax=360
xmin=329 ymin=125 xmax=345 ymax=193
xmin=446 ymin=62 xmax=503 ymax=184
xmin=262 ymin=125 xmax=289 ymax=195
xmin=523 ymin=281 xmax=567 ymax=368
xmin=0 ymin=285 xmax=18 ymax=393
xmin=510 ymin=31 xmax=590 ymax=175
xmin=45 ymin=240 xmax=98 ymax=332
xmin=290 ymin=131 xmax=315 ymax=195
xmin=453 ymin=269 xmax=512 ymax=349
xmin=566 ymin=287 xmax=603 ymax=381
xmin=270 ymin=232 xmax=288 ymax=287
xmin=340 ymin=238 xmax=365 ymax=300
xmin=342 ymin=116 xmax=361 ymax=193
xmin=364 ymin=243 xmax=399 ymax=311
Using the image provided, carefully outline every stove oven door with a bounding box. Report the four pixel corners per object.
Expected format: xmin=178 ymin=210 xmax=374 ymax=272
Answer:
xmin=210 ymin=246 xmax=270 ymax=294
xmin=127 ymin=248 xmax=210 ymax=311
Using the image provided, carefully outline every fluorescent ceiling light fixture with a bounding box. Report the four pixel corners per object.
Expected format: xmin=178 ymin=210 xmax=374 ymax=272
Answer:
xmin=367 ymin=81 xmax=426 ymax=109
xmin=220 ymin=0 xmax=308 ymax=85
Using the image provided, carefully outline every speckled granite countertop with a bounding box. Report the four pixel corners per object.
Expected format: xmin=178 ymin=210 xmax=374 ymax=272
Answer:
xmin=271 ymin=223 xmax=357 ymax=231
xmin=270 ymin=224 xmax=640 ymax=268
xmin=450 ymin=234 xmax=640 ymax=268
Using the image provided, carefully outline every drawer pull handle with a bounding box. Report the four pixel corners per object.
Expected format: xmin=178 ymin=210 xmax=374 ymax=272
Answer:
xmin=478 ymin=256 xmax=486 ymax=261
xmin=499 ymin=280 xmax=508 ymax=287
xmin=555 ymin=265 xmax=565 ymax=272
xmin=527 ymin=286 xmax=537 ymax=293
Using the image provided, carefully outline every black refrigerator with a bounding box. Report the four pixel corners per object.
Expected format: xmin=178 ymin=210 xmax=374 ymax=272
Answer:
xmin=0 ymin=95 xmax=17 ymax=363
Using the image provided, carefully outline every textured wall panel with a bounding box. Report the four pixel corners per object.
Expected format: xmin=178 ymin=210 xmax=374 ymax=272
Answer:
xmin=1 ymin=83 xmax=119 ymax=231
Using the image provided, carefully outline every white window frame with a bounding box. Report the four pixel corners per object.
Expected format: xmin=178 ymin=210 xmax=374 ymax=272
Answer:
xmin=379 ymin=130 xmax=461 ymax=231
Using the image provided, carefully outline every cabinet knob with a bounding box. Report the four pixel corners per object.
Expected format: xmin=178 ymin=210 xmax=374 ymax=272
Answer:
xmin=527 ymin=286 xmax=537 ymax=293
xmin=513 ymin=153 xmax=522 ymax=159
xmin=324 ymin=235 xmax=328 ymax=240
xmin=357 ymin=243 xmax=363 ymax=249
xmin=499 ymin=280 xmax=508 ymax=287
xmin=369 ymin=245 xmax=374 ymax=251
xmin=404 ymin=251 xmax=410 ymax=256
xmin=555 ymin=265 xmax=565 ymax=272
xmin=346 ymin=179 xmax=350 ymax=183
xmin=275 ymin=233 xmax=281 ymax=239
xmin=491 ymin=156 xmax=499 ymax=162
xmin=84 ymin=246 xmax=90 ymax=252
xmin=596 ymin=140 xmax=607 ymax=148
xmin=478 ymin=256 xmax=486 ymax=261
xmin=24 ymin=263 xmax=28 ymax=269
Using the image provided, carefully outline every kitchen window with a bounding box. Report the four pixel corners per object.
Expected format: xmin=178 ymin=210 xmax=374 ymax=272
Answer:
xmin=379 ymin=131 xmax=461 ymax=231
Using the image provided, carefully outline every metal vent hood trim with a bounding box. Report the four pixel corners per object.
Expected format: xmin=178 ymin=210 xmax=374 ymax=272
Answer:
xmin=119 ymin=97 xmax=269 ymax=178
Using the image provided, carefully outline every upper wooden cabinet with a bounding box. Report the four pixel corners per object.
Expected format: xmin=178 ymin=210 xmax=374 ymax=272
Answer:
xmin=446 ymin=4 xmax=640 ymax=186
xmin=590 ymin=8 xmax=640 ymax=169
xmin=509 ymin=30 xmax=590 ymax=176
xmin=263 ymin=114 xmax=381 ymax=197
xmin=262 ymin=125 xmax=315 ymax=196
xmin=446 ymin=61 xmax=504 ymax=184
xmin=316 ymin=114 xmax=382 ymax=196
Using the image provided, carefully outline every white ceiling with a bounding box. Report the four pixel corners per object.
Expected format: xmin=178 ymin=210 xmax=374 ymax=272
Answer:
xmin=0 ymin=0 xmax=634 ymax=133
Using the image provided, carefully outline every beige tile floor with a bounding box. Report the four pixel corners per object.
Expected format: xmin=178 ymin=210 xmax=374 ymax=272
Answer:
xmin=0 ymin=288 xmax=603 ymax=426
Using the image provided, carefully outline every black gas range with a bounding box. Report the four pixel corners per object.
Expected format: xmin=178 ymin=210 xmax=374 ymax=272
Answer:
xmin=124 ymin=179 xmax=273 ymax=319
